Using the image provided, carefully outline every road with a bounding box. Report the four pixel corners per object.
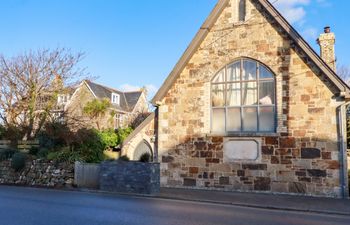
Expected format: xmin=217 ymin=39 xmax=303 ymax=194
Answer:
xmin=0 ymin=186 xmax=349 ymax=225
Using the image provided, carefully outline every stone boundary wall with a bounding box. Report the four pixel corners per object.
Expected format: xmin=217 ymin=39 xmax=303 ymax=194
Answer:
xmin=0 ymin=159 xmax=74 ymax=188
xmin=100 ymin=161 xmax=160 ymax=195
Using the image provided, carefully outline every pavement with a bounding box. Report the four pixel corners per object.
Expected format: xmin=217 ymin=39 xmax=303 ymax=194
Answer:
xmin=1 ymin=185 xmax=350 ymax=225
xmin=156 ymin=187 xmax=350 ymax=216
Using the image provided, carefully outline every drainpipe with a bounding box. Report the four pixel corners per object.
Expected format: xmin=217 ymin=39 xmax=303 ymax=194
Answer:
xmin=337 ymin=102 xmax=349 ymax=199
xmin=153 ymin=102 xmax=161 ymax=163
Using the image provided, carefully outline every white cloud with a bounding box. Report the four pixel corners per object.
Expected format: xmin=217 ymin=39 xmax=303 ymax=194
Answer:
xmin=316 ymin=0 xmax=331 ymax=7
xmin=271 ymin=0 xmax=310 ymax=24
xmin=301 ymin=27 xmax=318 ymax=40
xmin=119 ymin=83 xmax=158 ymax=99
xmin=144 ymin=84 xmax=158 ymax=96
xmin=119 ymin=84 xmax=140 ymax=92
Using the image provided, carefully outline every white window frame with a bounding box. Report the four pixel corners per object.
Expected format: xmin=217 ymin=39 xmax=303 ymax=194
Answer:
xmin=111 ymin=93 xmax=120 ymax=105
xmin=211 ymin=58 xmax=276 ymax=134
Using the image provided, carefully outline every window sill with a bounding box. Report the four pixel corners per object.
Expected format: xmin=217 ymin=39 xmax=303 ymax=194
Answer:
xmin=207 ymin=132 xmax=279 ymax=138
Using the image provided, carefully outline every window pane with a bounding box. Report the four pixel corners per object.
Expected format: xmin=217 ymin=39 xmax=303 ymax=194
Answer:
xmin=212 ymin=69 xmax=225 ymax=83
xmin=212 ymin=84 xmax=225 ymax=107
xmin=239 ymin=0 xmax=246 ymax=22
xmin=259 ymin=81 xmax=275 ymax=105
xmin=259 ymin=65 xmax=273 ymax=79
xmin=212 ymin=108 xmax=225 ymax=133
xmin=259 ymin=107 xmax=275 ymax=132
xmin=243 ymin=60 xmax=257 ymax=80
xmin=243 ymin=107 xmax=257 ymax=131
xmin=227 ymin=62 xmax=240 ymax=82
xmin=226 ymin=83 xmax=240 ymax=106
xmin=242 ymin=82 xmax=257 ymax=105
xmin=227 ymin=108 xmax=241 ymax=131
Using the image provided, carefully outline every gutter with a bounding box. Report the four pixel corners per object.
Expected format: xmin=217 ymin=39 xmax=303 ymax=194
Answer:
xmin=337 ymin=102 xmax=349 ymax=199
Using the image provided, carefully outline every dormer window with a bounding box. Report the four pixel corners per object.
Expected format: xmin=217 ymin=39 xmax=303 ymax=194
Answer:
xmin=111 ymin=93 xmax=120 ymax=105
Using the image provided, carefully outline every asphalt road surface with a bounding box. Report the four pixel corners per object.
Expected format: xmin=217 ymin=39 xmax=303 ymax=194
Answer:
xmin=0 ymin=186 xmax=349 ymax=225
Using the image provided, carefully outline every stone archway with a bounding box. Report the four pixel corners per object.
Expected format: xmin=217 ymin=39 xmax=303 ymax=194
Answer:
xmin=133 ymin=140 xmax=153 ymax=161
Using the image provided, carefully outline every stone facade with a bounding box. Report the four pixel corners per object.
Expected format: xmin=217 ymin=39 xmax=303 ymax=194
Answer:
xmin=122 ymin=114 xmax=155 ymax=160
xmin=0 ymin=159 xmax=74 ymax=188
xmin=123 ymin=0 xmax=348 ymax=197
xmin=100 ymin=161 xmax=160 ymax=195
xmin=66 ymin=81 xmax=149 ymax=131
xmin=66 ymin=83 xmax=115 ymax=130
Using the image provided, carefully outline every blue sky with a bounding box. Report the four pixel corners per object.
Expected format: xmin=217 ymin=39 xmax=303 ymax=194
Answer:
xmin=0 ymin=0 xmax=349 ymax=98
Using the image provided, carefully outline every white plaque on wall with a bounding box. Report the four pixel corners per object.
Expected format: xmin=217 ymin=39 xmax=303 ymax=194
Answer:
xmin=223 ymin=139 xmax=260 ymax=162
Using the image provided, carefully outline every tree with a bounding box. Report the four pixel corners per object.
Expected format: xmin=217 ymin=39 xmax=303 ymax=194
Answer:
xmin=0 ymin=48 xmax=85 ymax=140
xmin=83 ymin=98 xmax=111 ymax=130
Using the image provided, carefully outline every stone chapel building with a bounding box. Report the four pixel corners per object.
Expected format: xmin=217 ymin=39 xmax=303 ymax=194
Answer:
xmin=122 ymin=0 xmax=350 ymax=198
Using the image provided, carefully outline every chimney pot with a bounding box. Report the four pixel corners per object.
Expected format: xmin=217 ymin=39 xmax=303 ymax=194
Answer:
xmin=324 ymin=26 xmax=331 ymax=33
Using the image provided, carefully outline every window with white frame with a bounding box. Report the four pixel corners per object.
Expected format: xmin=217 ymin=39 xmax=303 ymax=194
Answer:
xmin=115 ymin=113 xmax=124 ymax=128
xmin=57 ymin=94 xmax=69 ymax=105
xmin=211 ymin=59 xmax=276 ymax=134
xmin=111 ymin=93 xmax=120 ymax=104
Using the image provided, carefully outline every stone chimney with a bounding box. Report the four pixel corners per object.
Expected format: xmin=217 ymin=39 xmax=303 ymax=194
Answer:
xmin=317 ymin=26 xmax=336 ymax=71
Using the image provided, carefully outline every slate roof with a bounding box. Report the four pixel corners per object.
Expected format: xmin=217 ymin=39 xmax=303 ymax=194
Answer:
xmin=84 ymin=80 xmax=143 ymax=112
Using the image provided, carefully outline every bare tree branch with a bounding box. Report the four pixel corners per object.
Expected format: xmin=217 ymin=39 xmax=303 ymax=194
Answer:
xmin=0 ymin=48 xmax=86 ymax=140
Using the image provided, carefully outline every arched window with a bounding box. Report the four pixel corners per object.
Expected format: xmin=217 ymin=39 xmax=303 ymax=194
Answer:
xmin=211 ymin=59 xmax=276 ymax=133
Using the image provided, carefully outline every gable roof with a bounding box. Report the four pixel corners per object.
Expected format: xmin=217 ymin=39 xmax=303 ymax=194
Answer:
xmin=151 ymin=0 xmax=350 ymax=105
xmin=84 ymin=80 xmax=143 ymax=112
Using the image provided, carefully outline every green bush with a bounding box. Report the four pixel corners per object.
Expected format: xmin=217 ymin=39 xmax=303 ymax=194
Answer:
xmin=116 ymin=127 xmax=133 ymax=145
xmin=99 ymin=129 xmax=118 ymax=149
xmin=119 ymin=155 xmax=130 ymax=162
xmin=139 ymin=152 xmax=151 ymax=163
xmin=29 ymin=146 xmax=40 ymax=155
xmin=11 ymin=153 xmax=27 ymax=171
xmin=0 ymin=148 xmax=17 ymax=161
xmin=38 ymin=122 xmax=73 ymax=150
xmin=37 ymin=148 xmax=49 ymax=158
xmin=71 ymin=128 xmax=105 ymax=163
xmin=47 ymin=148 xmax=80 ymax=163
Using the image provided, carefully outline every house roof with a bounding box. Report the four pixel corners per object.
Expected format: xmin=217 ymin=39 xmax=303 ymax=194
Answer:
xmin=151 ymin=0 xmax=350 ymax=105
xmin=84 ymin=80 xmax=143 ymax=112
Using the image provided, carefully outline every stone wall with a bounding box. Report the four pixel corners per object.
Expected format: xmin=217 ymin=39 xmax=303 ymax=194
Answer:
xmin=100 ymin=161 xmax=160 ymax=195
xmin=155 ymin=0 xmax=344 ymax=197
xmin=66 ymin=82 xmax=112 ymax=130
xmin=122 ymin=115 xmax=155 ymax=160
xmin=0 ymin=159 xmax=74 ymax=188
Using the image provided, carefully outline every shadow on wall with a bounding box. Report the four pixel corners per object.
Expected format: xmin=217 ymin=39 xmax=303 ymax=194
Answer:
xmin=159 ymin=135 xmax=347 ymax=198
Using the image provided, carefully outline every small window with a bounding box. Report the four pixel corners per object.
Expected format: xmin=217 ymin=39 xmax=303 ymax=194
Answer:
xmin=111 ymin=93 xmax=120 ymax=104
xmin=239 ymin=0 xmax=246 ymax=22
xmin=57 ymin=94 xmax=69 ymax=104
xmin=211 ymin=59 xmax=276 ymax=134
xmin=115 ymin=114 xmax=124 ymax=128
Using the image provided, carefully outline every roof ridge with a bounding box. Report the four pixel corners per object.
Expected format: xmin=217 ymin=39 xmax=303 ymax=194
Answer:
xmin=86 ymin=80 xmax=124 ymax=94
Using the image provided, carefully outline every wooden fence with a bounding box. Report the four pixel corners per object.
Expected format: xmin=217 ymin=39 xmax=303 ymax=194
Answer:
xmin=74 ymin=161 xmax=100 ymax=189
xmin=0 ymin=140 xmax=39 ymax=152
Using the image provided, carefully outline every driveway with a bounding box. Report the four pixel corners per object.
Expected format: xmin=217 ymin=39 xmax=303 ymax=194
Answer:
xmin=0 ymin=186 xmax=349 ymax=225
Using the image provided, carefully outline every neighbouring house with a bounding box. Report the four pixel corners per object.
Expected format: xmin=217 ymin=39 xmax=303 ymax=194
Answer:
xmin=122 ymin=0 xmax=350 ymax=198
xmin=57 ymin=80 xmax=149 ymax=130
